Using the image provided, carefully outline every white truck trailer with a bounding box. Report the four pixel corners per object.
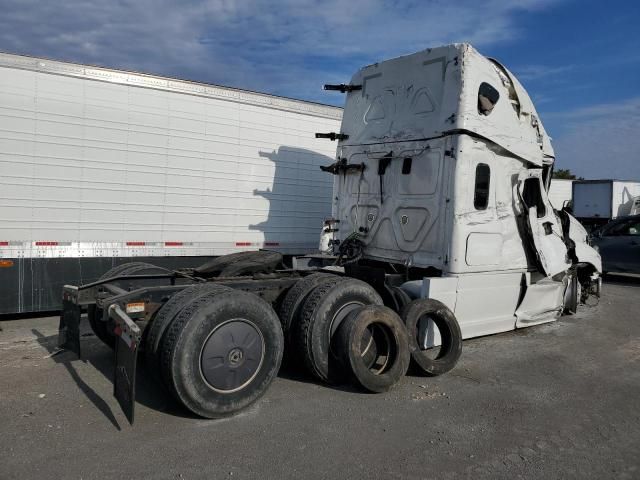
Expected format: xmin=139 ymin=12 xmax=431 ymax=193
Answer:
xmin=58 ymin=44 xmax=602 ymax=424
xmin=548 ymin=178 xmax=574 ymax=210
xmin=0 ymin=52 xmax=342 ymax=315
xmin=572 ymin=179 xmax=640 ymax=228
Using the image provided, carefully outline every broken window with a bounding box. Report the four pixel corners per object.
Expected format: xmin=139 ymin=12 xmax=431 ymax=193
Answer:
xmin=478 ymin=82 xmax=500 ymax=115
xmin=474 ymin=163 xmax=490 ymax=210
xmin=521 ymin=177 xmax=546 ymax=218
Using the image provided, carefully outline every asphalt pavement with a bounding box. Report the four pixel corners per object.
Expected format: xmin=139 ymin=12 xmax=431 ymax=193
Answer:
xmin=1 ymin=274 xmax=639 ymax=479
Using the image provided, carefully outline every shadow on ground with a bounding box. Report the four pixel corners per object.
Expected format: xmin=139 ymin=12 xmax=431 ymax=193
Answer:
xmin=30 ymin=324 xmax=364 ymax=429
xmin=31 ymin=327 xmax=199 ymax=429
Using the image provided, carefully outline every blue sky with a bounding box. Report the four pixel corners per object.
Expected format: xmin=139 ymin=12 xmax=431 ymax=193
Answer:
xmin=0 ymin=0 xmax=638 ymax=179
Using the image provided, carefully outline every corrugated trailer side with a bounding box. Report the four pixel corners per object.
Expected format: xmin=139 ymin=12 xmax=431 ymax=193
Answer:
xmin=0 ymin=53 xmax=342 ymax=314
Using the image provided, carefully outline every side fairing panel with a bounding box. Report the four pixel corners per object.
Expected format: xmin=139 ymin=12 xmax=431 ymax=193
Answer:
xmin=338 ymin=44 xmax=553 ymax=167
xmin=340 ymin=45 xmax=462 ymax=146
xmin=456 ymin=47 xmax=554 ymax=165
xmin=449 ymin=136 xmax=529 ymax=274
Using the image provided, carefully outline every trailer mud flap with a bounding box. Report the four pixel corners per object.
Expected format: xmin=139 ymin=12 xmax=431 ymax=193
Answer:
xmin=58 ymin=289 xmax=82 ymax=357
xmin=110 ymin=304 xmax=141 ymax=425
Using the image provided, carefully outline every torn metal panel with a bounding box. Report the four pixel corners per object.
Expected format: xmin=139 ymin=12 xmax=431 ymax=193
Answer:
xmin=515 ymin=276 xmax=565 ymax=326
xmin=517 ymin=169 xmax=571 ymax=277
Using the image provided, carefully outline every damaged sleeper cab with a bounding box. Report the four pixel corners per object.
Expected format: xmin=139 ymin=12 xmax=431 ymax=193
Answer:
xmin=59 ymin=44 xmax=601 ymax=424
xmin=326 ymin=42 xmax=601 ymax=340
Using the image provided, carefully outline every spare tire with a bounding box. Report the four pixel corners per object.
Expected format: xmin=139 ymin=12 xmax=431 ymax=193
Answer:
xmin=144 ymin=283 xmax=230 ymax=382
xmin=401 ymin=299 xmax=462 ymax=376
xmin=194 ymin=251 xmax=283 ymax=277
xmin=88 ymin=262 xmax=169 ymax=349
xmin=159 ymin=288 xmax=284 ymax=418
xmin=295 ymin=278 xmax=383 ymax=383
xmin=334 ymin=305 xmax=410 ymax=393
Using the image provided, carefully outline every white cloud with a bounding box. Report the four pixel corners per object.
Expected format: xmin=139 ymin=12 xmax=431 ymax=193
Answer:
xmin=551 ymin=98 xmax=640 ymax=180
xmin=0 ymin=0 xmax=562 ymax=102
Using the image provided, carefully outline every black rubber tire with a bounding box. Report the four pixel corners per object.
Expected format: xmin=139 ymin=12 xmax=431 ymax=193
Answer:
xmin=194 ymin=251 xmax=283 ymax=277
xmin=278 ymin=273 xmax=343 ymax=340
xmin=144 ymin=283 xmax=230 ymax=382
xmin=88 ymin=262 xmax=168 ymax=349
xmin=334 ymin=305 xmax=410 ymax=393
xmin=401 ymin=299 xmax=462 ymax=376
xmin=390 ymin=286 xmax=413 ymax=313
xmin=295 ymin=278 xmax=383 ymax=383
xmin=159 ymin=288 xmax=284 ymax=418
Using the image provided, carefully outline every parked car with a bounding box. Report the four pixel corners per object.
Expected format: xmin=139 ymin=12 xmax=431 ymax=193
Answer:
xmin=590 ymin=215 xmax=640 ymax=274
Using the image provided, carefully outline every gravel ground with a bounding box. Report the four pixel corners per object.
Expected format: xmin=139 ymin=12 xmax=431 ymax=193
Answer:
xmin=1 ymin=274 xmax=639 ymax=480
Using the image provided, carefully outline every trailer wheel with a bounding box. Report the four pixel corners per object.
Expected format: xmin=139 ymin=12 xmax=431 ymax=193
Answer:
xmin=194 ymin=251 xmax=283 ymax=277
xmin=278 ymin=273 xmax=343 ymax=340
xmin=401 ymin=299 xmax=462 ymax=376
xmin=334 ymin=305 xmax=410 ymax=393
xmin=144 ymin=283 xmax=231 ymax=381
xmin=295 ymin=278 xmax=383 ymax=383
xmin=88 ymin=262 xmax=168 ymax=349
xmin=160 ymin=289 xmax=283 ymax=418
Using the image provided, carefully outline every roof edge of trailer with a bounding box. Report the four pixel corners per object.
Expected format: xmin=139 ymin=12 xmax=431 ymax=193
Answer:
xmin=0 ymin=51 xmax=343 ymax=120
xmin=573 ymin=179 xmax=640 ymax=184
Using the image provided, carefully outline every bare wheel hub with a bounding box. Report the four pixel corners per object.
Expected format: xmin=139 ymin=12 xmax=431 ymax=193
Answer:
xmin=228 ymin=348 xmax=244 ymax=366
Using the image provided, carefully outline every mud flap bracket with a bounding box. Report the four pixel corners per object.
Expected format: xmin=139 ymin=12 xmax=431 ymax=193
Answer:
xmin=109 ymin=304 xmax=141 ymax=425
xmin=58 ymin=286 xmax=82 ymax=357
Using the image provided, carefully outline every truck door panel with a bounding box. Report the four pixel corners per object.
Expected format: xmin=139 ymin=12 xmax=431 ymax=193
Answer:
xmin=517 ymin=170 xmax=570 ymax=277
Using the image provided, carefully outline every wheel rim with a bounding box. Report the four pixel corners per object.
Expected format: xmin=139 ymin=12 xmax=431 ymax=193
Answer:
xmin=329 ymin=301 xmax=364 ymax=337
xmin=328 ymin=301 xmax=365 ymax=359
xmin=199 ymin=319 xmax=265 ymax=393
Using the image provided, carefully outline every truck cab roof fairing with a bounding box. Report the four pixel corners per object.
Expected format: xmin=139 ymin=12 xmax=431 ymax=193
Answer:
xmin=338 ymin=43 xmax=554 ymax=166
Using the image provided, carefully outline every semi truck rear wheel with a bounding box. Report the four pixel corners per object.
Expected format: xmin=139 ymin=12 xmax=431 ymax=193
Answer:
xmin=334 ymin=305 xmax=410 ymax=393
xmin=88 ymin=262 xmax=168 ymax=349
xmin=401 ymin=299 xmax=462 ymax=376
xmin=144 ymin=283 xmax=231 ymax=382
xmin=295 ymin=278 xmax=383 ymax=383
xmin=278 ymin=272 xmax=343 ymax=340
xmin=159 ymin=288 xmax=284 ymax=418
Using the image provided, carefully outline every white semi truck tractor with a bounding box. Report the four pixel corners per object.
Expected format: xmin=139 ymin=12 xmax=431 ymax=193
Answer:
xmin=59 ymin=44 xmax=602 ymax=424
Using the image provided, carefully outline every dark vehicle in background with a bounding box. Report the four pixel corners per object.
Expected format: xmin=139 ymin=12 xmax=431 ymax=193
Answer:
xmin=590 ymin=215 xmax=640 ymax=274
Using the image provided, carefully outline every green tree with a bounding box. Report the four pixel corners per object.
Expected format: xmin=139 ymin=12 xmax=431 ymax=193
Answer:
xmin=553 ymin=168 xmax=577 ymax=179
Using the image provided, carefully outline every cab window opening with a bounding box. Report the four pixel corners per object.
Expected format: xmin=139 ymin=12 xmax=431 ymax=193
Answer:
xmin=474 ymin=163 xmax=491 ymax=210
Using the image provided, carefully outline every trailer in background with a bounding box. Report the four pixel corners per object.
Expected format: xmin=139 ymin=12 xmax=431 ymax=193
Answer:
xmin=0 ymin=53 xmax=342 ymax=315
xmin=572 ymin=179 xmax=640 ymax=229
xmin=548 ymin=178 xmax=574 ymax=210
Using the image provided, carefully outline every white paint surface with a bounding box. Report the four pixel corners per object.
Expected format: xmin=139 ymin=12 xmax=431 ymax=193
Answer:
xmin=0 ymin=52 xmax=342 ymax=258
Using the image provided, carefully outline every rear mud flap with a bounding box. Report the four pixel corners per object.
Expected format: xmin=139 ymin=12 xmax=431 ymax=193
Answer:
xmin=58 ymin=292 xmax=82 ymax=357
xmin=110 ymin=305 xmax=141 ymax=425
